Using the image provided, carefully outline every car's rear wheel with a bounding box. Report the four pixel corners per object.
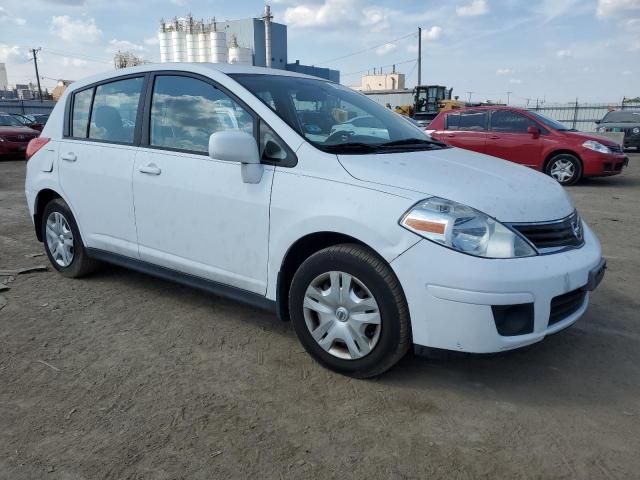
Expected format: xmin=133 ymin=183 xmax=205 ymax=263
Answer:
xmin=42 ymin=198 xmax=98 ymax=278
xmin=288 ymin=244 xmax=411 ymax=378
xmin=546 ymin=154 xmax=582 ymax=186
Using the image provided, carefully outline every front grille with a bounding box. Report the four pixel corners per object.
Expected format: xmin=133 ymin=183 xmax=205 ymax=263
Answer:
xmin=609 ymin=144 xmax=624 ymax=154
xmin=510 ymin=211 xmax=584 ymax=254
xmin=549 ymin=288 xmax=587 ymax=326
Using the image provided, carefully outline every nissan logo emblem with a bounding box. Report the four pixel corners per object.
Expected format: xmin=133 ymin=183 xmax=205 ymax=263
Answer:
xmin=571 ymin=218 xmax=583 ymax=241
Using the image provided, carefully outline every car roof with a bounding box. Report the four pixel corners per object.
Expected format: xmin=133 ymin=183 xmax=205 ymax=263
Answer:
xmin=449 ymin=105 xmax=523 ymax=112
xmin=65 ymin=63 xmax=325 ymax=93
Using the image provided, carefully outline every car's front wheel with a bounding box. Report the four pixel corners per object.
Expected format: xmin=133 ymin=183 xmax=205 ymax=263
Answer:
xmin=42 ymin=198 xmax=98 ymax=278
xmin=288 ymin=244 xmax=411 ymax=378
xmin=546 ymin=153 xmax=582 ymax=186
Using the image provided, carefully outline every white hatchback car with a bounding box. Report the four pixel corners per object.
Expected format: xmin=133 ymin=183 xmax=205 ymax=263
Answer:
xmin=25 ymin=64 xmax=606 ymax=377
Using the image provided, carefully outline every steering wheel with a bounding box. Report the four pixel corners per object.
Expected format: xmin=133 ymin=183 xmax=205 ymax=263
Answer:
xmin=325 ymin=130 xmax=355 ymax=144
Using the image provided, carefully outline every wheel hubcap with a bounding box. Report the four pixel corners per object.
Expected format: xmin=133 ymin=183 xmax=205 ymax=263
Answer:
xmin=45 ymin=212 xmax=74 ymax=267
xmin=303 ymin=271 xmax=381 ymax=360
xmin=550 ymin=159 xmax=575 ymax=183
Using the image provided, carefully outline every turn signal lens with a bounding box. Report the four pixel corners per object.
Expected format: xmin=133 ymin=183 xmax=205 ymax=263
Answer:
xmin=26 ymin=137 xmax=50 ymax=161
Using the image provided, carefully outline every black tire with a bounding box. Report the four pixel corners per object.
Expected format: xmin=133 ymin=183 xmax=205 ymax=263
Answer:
xmin=42 ymin=198 xmax=98 ymax=278
xmin=288 ymin=244 xmax=411 ymax=378
xmin=545 ymin=153 xmax=582 ymax=186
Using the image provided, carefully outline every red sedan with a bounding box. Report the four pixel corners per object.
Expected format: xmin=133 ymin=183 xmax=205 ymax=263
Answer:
xmin=0 ymin=114 xmax=40 ymax=159
xmin=427 ymin=106 xmax=628 ymax=185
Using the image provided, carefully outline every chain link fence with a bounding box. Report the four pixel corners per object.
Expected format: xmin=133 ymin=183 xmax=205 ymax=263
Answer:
xmin=0 ymin=100 xmax=56 ymax=116
xmin=518 ymin=102 xmax=640 ymax=132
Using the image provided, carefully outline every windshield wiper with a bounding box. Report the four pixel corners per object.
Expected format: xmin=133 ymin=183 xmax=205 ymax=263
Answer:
xmin=377 ymin=138 xmax=447 ymax=149
xmin=321 ymin=142 xmax=379 ymax=153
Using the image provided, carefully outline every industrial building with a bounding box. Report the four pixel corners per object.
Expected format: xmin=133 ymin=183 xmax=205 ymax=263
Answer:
xmin=0 ymin=63 xmax=8 ymax=91
xmin=157 ymin=7 xmax=339 ymax=82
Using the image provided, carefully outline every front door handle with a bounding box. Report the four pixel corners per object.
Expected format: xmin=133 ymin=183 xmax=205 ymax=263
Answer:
xmin=447 ymin=134 xmax=456 ymax=138
xmin=61 ymin=152 xmax=77 ymax=162
xmin=138 ymin=164 xmax=161 ymax=175
xmin=489 ymin=135 xmax=500 ymax=140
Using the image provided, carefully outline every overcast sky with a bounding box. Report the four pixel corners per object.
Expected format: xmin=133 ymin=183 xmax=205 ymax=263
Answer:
xmin=1 ymin=0 xmax=638 ymax=103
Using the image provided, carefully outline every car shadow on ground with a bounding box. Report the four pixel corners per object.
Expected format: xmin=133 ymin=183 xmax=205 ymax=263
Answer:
xmin=85 ymin=262 xmax=638 ymax=411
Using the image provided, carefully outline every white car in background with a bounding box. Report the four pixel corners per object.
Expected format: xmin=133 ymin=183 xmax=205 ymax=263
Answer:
xmin=329 ymin=115 xmax=390 ymax=141
xmin=25 ymin=64 xmax=605 ymax=378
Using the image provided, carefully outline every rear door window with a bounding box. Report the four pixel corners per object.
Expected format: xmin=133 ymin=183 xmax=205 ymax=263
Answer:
xmin=491 ymin=110 xmax=537 ymax=133
xmin=457 ymin=111 xmax=488 ymax=131
xmin=72 ymin=88 xmax=94 ymax=138
xmin=88 ymin=77 xmax=144 ymax=144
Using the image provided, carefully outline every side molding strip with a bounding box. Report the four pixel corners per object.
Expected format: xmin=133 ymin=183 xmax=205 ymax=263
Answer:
xmin=86 ymin=248 xmax=277 ymax=313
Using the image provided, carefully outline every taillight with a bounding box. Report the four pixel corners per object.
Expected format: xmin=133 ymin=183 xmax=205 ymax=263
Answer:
xmin=26 ymin=137 xmax=50 ymax=161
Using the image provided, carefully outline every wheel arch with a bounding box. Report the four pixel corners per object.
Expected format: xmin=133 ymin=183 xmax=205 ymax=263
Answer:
xmin=276 ymin=231 xmax=377 ymax=322
xmin=33 ymin=188 xmax=63 ymax=242
xmin=543 ymin=149 xmax=583 ymax=173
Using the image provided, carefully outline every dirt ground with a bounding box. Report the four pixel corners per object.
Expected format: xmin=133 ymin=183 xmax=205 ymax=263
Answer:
xmin=1 ymin=155 xmax=639 ymax=479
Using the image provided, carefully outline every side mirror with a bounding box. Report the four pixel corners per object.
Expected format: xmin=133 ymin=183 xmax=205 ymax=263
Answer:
xmin=595 ymin=119 xmax=601 ymax=124
xmin=209 ymin=130 xmax=263 ymax=184
xmin=527 ymin=125 xmax=540 ymax=138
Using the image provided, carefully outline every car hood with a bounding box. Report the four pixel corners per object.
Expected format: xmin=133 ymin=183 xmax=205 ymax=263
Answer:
xmin=564 ymin=130 xmax=622 ymax=146
xmin=338 ymin=147 xmax=575 ymax=223
xmin=0 ymin=126 xmax=39 ymax=136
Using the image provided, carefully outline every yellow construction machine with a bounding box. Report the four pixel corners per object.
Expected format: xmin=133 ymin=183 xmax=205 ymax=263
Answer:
xmin=394 ymin=85 xmax=465 ymax=126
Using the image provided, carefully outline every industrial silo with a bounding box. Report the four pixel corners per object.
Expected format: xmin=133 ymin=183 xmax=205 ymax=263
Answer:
xmin=227 ymin=35 xmax=252 ymax=65
xmin=158 ymin=19 xmax=171 ymax=62
xmin=197 ymin=29 xmax=211 ymax=62
xmin=210 ymin=26 xmax=227 ymax=64
xmin=169 ymin=18 xmax=186 ymax=62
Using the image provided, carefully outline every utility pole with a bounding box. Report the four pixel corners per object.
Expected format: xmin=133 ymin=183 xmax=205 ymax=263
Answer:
xmin=417 ymin=27 xmax=422 ymax=87
xmin=31 ymin=48 xmax=43 ymax=102
xmin=506 ymin=91 xmax=512 ymax=105
xmin=466 ymin=91 xmax=474 ymax=103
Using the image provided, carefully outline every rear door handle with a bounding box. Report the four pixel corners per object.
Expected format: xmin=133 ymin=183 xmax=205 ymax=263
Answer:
xmin=489 ymin=135 xmax=500 ymax=140
xmin=61 ymin=152 xmax=77 ymax=162
xmin=139 ymin=164 xmax=161 ymax=175
xmin=446 ymin=134 xmax=456 ymax=138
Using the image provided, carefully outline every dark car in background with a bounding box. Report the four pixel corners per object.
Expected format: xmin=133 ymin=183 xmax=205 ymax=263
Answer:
xmin=428 ymin=106 xmax=627 ymax=185
xmin=6 ymin=113 xmax=45 ymax=132
xmin=0 ymin=114 xmax=40 ymax=159
xmin=596 ymin=110 xmax=640 ymax=151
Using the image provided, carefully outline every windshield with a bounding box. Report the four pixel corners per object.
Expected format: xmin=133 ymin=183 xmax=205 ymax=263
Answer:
xmin=602 ymin=111 xmax=640 ymax=123
xmin=0 ymin=115 xmax=22 ymax=127
xmin=527 ymin=111 xmax=571 ymax=131
xmin=231 ymin=74 xmax=445 ymax=154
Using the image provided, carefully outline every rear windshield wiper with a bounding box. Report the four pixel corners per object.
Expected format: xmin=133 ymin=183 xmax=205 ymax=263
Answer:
xmin=377 ymin=138 xmax=447 ymax=149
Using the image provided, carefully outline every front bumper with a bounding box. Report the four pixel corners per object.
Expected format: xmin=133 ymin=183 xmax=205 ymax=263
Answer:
xmin=0 ymin=140 xmax=29 ymax=156
xmin=623 ymin=134 xmax=640 ymax=148
xmin=582 ymin=150 xmax=627 ymax=176
xmin=391 ymin=223 xmax=603 ymax=353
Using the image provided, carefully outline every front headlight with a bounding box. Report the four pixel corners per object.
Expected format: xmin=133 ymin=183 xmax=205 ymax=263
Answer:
xmin=400 ymin=197 xmax=537 ymax=258
xmin=0 ymin=136 xmax=5 ymax=142
xmin=597 ymin=127 xmax=605 ymax=133
xmin=633 ymin=127 xmax=640 ymax=134
xmin=583 ymin=140 xmax=611 ymax=154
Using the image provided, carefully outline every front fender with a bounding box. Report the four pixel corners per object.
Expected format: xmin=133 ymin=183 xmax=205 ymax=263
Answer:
xmin=265 ymin=169 xmax=421 ymax=300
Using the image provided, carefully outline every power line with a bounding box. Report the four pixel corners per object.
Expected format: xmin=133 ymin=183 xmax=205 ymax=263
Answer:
xmin=316 ymin=31 xmax=417 ymax=66
xmin=340 ymin=58 xmax=416 ymax=78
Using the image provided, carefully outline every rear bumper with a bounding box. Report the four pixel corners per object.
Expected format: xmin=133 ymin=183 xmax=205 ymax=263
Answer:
xmin=391 ymin=223 xmax=603 ymax=353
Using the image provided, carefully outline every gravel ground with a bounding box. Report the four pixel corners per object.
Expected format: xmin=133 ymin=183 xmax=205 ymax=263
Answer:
xmin=1 ymin=156 xmax=639 ymax=479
